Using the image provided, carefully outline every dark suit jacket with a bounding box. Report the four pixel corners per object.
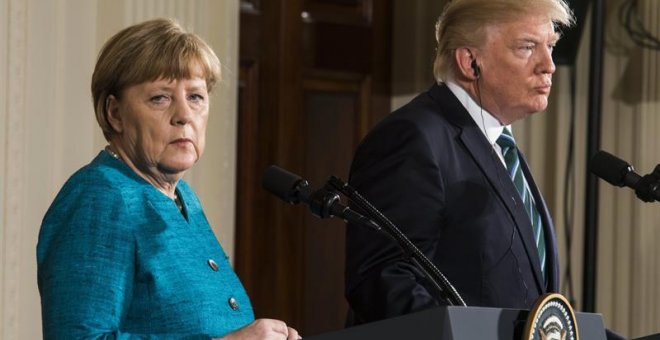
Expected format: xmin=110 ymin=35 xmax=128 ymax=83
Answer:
xmin=345 ymin=83 xmax=559 ymax=324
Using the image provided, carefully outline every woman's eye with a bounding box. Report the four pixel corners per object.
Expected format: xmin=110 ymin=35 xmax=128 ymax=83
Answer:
xmin=150 ymin=95 xmax=169 ymax=104
xmin=188 ymin=94 xmax=205 ymax=103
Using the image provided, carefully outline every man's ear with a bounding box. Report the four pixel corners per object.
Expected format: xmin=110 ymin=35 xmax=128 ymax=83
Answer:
xmin=105 ymin=95 xmax=123 ymax=134
xmin=455 ymin=47 xmax=480 ymax=80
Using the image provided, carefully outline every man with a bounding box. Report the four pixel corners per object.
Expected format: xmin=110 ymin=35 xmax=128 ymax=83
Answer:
xmin=346 ymin=0 xmax=571 ymax=324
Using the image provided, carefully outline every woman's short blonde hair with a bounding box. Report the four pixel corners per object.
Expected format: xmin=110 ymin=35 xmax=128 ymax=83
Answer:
xmin=91 ymin=18 xmax=221 ymax=140
xmin=433 ymin=0 xmax=574 ymax=82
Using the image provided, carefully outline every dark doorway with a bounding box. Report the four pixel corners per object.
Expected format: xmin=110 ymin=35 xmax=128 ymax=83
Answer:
xmin=236 ymin=0 xmax=392 ymax=336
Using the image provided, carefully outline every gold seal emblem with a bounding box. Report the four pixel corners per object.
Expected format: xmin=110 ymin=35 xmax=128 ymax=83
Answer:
xmin=523 ymin=293 xmax=579 ymax=340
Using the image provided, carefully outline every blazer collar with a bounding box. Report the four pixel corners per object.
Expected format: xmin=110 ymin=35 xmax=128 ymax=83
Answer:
xmin=444 ymin=80 xmax=506 ymax=147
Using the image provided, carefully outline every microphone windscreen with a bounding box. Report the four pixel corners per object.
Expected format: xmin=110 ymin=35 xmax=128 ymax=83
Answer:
xmin=589 ymin=151 xmax=632 ymax=187
xmin=262 ymin=165 xmax=305 ymax=203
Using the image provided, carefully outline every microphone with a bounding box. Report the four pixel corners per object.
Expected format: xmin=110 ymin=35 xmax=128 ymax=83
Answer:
xmin=262 ymin=165 xmax=380 ymax=230
xmin=264 ymin=166 xmax=466 ymax=306
xmin=590 ymin=151 xmax=660 ymax=202
xmin=590 ymin=150 xmax=640 ymax=187
xmin=261 ymin=165 xmax=312 ymax=204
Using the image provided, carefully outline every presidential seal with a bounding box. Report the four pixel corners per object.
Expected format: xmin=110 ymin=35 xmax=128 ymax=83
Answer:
xmin=523 ymin=293 xmax=579 ymax=340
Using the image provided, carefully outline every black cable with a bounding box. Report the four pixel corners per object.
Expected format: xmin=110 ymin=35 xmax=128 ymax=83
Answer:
xmin=561 ymin=63 xmax=577 ymax=306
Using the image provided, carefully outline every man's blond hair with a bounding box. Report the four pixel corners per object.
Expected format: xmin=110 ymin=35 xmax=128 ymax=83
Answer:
xmin=433 ymin=0 xmax=574 ymax=82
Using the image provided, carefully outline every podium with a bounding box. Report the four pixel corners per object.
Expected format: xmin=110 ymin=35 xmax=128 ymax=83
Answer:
xmin=634 ymin=335 xmax=660 ymax=340
xmin=307 ymin=306 xmax=608 ymax=339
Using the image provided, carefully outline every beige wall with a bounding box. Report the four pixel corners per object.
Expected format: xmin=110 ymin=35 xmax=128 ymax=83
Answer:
xmin=0 ymin=0 xmax=239 ymax=338
xmin=392 ymin=0 xmax=660 ymax=338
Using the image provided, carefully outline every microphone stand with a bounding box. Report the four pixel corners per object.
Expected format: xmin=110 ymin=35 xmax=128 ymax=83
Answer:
xmin=306 ymin=185 xmax=383 ymax=232
xmin=326 ymin=176 xmax=466 ymax=307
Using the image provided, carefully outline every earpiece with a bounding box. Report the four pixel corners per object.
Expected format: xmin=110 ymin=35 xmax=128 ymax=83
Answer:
xmin=471 ymin=59 xmax=481 ymax=79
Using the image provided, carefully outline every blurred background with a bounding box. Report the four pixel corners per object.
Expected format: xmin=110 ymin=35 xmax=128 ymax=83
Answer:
xmin=1 ymin=0 xmax=658 ymax=338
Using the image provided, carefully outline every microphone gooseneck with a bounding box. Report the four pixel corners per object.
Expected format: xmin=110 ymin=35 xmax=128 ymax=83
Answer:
xmin=262 ymin=165 xmax=466 ymax=307
xmin=327 ymin=176 xmax=467 ymax=306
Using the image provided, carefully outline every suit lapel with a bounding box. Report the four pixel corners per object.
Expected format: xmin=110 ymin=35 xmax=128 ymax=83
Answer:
xmin=429 ymin=84 xmax=547 ymax=292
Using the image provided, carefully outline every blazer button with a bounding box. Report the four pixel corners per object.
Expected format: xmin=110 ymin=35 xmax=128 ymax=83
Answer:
xmin=228 ymin=297 xmax=239 ymax=311
xmin=207 ymin=259 xmax=219 ymax=271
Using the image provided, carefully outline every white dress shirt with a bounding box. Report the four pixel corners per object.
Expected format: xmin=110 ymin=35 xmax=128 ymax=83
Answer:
xmin=445 ymin=80 xmax=510 ymax=166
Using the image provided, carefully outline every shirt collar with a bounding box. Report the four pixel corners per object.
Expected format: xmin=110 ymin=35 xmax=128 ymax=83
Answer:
xmin=445 ymin=80 xmax=510 ymax=145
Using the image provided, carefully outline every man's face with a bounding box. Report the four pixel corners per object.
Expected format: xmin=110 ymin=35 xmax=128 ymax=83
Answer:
xmin=477 ymin=15 xmax=559 ymax=125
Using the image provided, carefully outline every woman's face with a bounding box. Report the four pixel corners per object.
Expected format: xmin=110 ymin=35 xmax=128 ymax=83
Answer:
xmin=107 ymin=68 xmax=209 ymax=178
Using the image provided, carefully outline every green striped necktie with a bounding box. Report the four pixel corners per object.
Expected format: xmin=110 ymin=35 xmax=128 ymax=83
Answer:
xmin=496 ymin=128 xmax=546 ymax=281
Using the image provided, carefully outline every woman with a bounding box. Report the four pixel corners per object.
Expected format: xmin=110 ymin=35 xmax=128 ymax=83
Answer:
xmin=37 ymin=18 xmax=300 ymax=340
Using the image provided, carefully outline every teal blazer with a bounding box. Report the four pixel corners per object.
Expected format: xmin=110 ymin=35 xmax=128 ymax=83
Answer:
xmin=37 ymin=151 xmax=254 ymax=339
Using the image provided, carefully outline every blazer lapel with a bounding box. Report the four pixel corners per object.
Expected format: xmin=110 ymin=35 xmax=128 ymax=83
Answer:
xmin=428 ymin=83 xmax=546 ymax=292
